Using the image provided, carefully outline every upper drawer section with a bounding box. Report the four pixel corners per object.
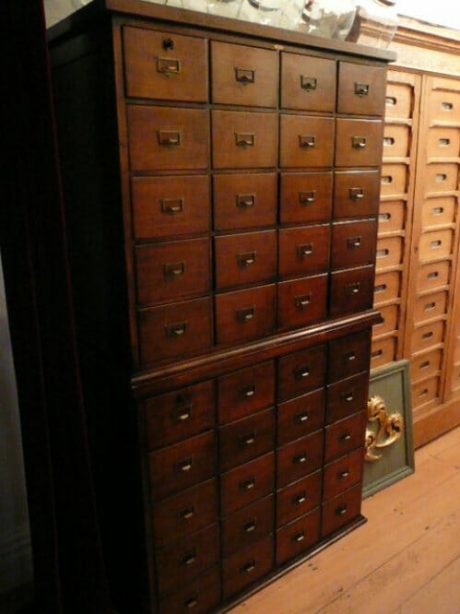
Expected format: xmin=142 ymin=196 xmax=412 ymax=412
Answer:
xmin=337 ymin=62 xmax=387 ymax=116
xmin=280 ymin=115 xmax=334 ymax=168
xmin=335 ymin=119 xmax=384 ymax=167
xmin=281 ymin=53 xmax=336 ymax=112
xmin=211 ymin=41 xmax=278 ymax=107
xmin=123 ymin=28 xmax=208 ymax=102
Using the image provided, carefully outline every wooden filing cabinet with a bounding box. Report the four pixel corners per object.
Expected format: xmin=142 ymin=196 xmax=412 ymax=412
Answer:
xmin=48 ymin=2 xmax=393 ymax=612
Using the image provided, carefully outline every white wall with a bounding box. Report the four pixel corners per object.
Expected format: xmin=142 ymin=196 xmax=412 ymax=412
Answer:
xmin=398 ymin=0 xmax=460 ymax=30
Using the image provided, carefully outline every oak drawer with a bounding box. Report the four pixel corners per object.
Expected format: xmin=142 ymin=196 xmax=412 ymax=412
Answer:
xmin=370 ymin=336 xmax=396 ymax=369
xmin=337 ymin=62 xmax=386 ymax=116
xmin=427 ymin=127 xmax=460 ymax=159
xmin=425 ymin=164 xmax=459 ymax=193
xmin=419 ymin=229 xmax=454 ymax=262
xmin=276 ymin=508 xmax=321 ymax=566
xmin=372 ymin=304 xmax=399 ymax=337
xmin=324 ymin=413 xmax=365 ymax=464
xmin=329 ymin=265 xmax=374 ymax=317
xmin=412 ymin=320 xmax=445 ymax=354
xmin=280 ymin=115 xmax=335 ymax=168
xmin=277 ymin=388 xmax=325 ymax=446
xmin=378 ymin=200 xmax=406 ymax=234
xmin=158 ymin=567 xmax=220 ymax=614
xmin=277 ymin=274 xmax=328 ymax=331
xmin=375 ymin=236 xmax=403 ymax=269
xmin=281 ymin=52 xmax=336 ymax=112
xmin=412 ymin=376 xmax=440 ymax=409
xmin=385 ymin=81 xmax=413 ymax=119
xmin=326 ymin=372 xmax=368 ymax=425
xmin=279 ymin=225 xmax=330 ymax=278
xmin=222 ymin=536 xmax=274 ymax=599
xmin=421 ymin=197 xmax=456 ymax=229
xmin=278 ymin=344 xmax=327 ymax=402
xmin=380 ymin=164 xmax=408 ymax=197
xmin=220 ymin=453 xmax=275 ymax=515
xmin=280 ymin=172 xmax=333 ymax=224
xmin=323 ymin=448 xmax=364 ymax=500
xmin=417 ymin=261 xmax=450 ymax=293
xmin=333 ymin=170 xmax=380 ymax=219
xmin=428 ymin=90 xmax=460 ymax=122
xmin=321 ymin=483 xmax=362 ymax=537
xmin=331 ymin=219 xmax=377 ymax=270
xmin=411 ymin=349 xmax=443 ymax=383
xmin=414 ymin=291 xmax=448 ymax=324
xmin=383 ymin=124 xmax=411 ymax=158
xmin=277 ymin=430 xmax=324 ymax=488
xmin=276 ymin=470 xmax=322 ymax=527
xmin=374 ymin=271 xmax=401 ymax=305
xmin=221 ymin=495 xmax=274 ymax=557
xmin=328 ymin=330 xmax=371 ymax=383
xmin=335 ymin=119 xmax=383 ymax=167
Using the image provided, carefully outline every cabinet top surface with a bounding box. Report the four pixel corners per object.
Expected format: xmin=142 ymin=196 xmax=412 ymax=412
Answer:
xmin=48 ymin=0 xmax=396 ymax=63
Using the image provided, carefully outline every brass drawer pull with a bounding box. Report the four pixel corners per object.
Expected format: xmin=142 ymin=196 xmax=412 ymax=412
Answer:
xmin=158 ymin=130 xmax=181 ymax=146
xmin=293 ymin=453 xmax=308 ymax=464
xmin=182 ymin=551 xmax=197 ymax=566
xmin=173 ymin=403 xmax=193 ymax=422
xmin=180 ymin=506 xmax=195 ymax=520
xmin=345 ymin=351 xmax=356 ymax=362
xmin=293 ymin=492 xmax=307 ymax=505
xmin=235 ymin=132 xmax=255 ymax=147
xmin=294 ymin=367 xmax=310 ymax=380
xmin=240 ymin=432 xmax=256 ymax=448
xmin=355 ymin=82 xmax=369 ymax=97
xmin=340 ymin=433 xmax=352 ymax=442
xmin=342 ymin=392 xmax=354 ymax=403
xmin=299 ymin=191 xmax=316 ymax=205
xmin=163 ymin=261 xmax=185 ymax=278
xmin=243 ymin=520 xmax=257 ymax=533
xmin=300 ymin=76 xmax=317 ymax=91
xmin=339 ymin=470 xmax=350 ymax=480
xmin=297 ymin=243 xmax=313 ymax=258
xmin=295 ymin=295 xmax=312 ymax=310
xmin=336 ymin=505 xmax=348 ymax=516
xmin=237 ymin=251 xmax=257 ymax=267
xmin=176 ymin=457 xmax=193 ymax=473
xmin=352 ymin=136 xmax=367 ymax=149
xmin=299 ymin=135 xmax=316 ymax=148
xmin=157 ymin=57 xmax=181 ymax=75
xmin=345 ymin=282 xmax=361 ymax=296
xmin=242 ymin=560 xmax=256 ymax=574
xmin=161 ymin=197 xmax=184 ymax=215
xmin=235 ymin=67 xmax=255 ymax=84
xmin=293 ymin=531 xmax=305 ymax=543
xmin=165 ymin=322 xmax=187 ymax=337
xmin=236 ymin=193 xmax=256 ymax=209
xmin=240 ymin=478 xmax=256 ymax=491
xmin=295 ymin=412 xmax=309 ymax=424
xmin=185 ymin=596 xmax=198 ymax=610
xmin=236 ymin=306 xmax=256 ymax=322
xmin=349 ymin=188 xmax=364 ymax=201
xmin=242 ymin=385 xmax=256 ymax=398
xmin=347 ymin=236 xmax=362 ymax=249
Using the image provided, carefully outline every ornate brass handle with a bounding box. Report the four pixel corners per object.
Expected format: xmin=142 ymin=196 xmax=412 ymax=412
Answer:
xmin=235 ymin=132 xmax=255 ymax=147
xmin=299 ymin=135 xmax=316 ymax=148
xmin=161 ymin=198 xmax=184 ymax=215
xmin=299 ymin=191 xmax=316 ymax=205
xmin=157 ymin=57 xmax=181 ymax=75
xmin=235 ymin=67 xmax=255 ymax=84
xmin=355 ymin=82 xmax=369 ymax=97
xmin=300 ymin=76 xmax=317 ymax=91
xmin=236 ymin=193 xmax=256 ymax=209
xmin=157 ymin=130 xmax=181 ymax=146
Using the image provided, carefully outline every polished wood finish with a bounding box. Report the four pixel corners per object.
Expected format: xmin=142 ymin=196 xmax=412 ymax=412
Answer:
xmin=280 ymin=172 xmax=333 ymax=225
xmin=335 ymin=119 xmax=384 ymax=168
xmin=333 ymin=170 xmax=380 ymax=219
xmin=276 ymin=508 xmax=321 ymax=565
xmin=328 ymin=330 xmax=371 ymax=383
xmin=280 ymin=115 xmax=335 ymax=168
xmin=281 ymin=53 xmax=336 ymax=112
xmin=324 ymin=412 xmax=366 ymax=463
xmin=277 ymin=431 xmax=324 ymax=487
xmin=279 ymin=225 xmax=330 ymax=278
xmin=277 ymin=388 xmax=325 ymax=446
xmin=221 ymin=495 xmax=274 ymax=556
xmin=337 ymin=62 xmax=387 ymax=116
xmin=277 ymin=275 xmax=328 ymax=331
xmin=158 ymin=566 xmax=220 ymax=614
xmin=330 ymin=265 xmax=374 ymax=317
xmin=326 ymin=372 xmax=369 ymax=425
xmin=276 ymin=471 xmax=322 ymax=527
xmin=321 ymin=483 xmax=362 ymax=537
xmin=323 ymin=448 xmax=364 ymax=500
xmin=277 ymin=345 xmax=327 ymax=402
xmin=222 ymin=536 xmax=274 ymax=599
xmin=331 ymin=219 xmax=378 ymax=270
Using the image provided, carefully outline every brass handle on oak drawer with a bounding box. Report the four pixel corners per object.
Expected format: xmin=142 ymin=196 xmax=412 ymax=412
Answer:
xmin=354 ymin=82 xmax=369 ymax=97
xmin=235 ymin=132 xmax=255 ymax=147
xmin=176 ymin=458 xmax=193 ymax=473
xmin=295 ymin=295 xmax=312 ymax=310
xmin=242 ymin=385 xmax=256 ymax=398
xmin=241 ymin=560 xmax=256 ymax=574
xmin=342 ymin=392 xmax=354 ymax=403
xmin=297 ymin=244 xmax=313 ymax=258
xmin=294 ymin=492 xmax=307 ymax=505
xmin=239 ymin=432 xmax=256 ymax=448
xmin=295 ymin=412 xmax=309 ymax=424
xmin=347 ymin=236 xmax=362 ymax=249
xmin=299 ymin=135 xmax=316 ymax=148
xmin=345 ymin=282 xmax=361 ymax=296
xmin=293 ymin=453 xmax=308 ymax=464
xmin=293 ymin=531 xmax=305 ymax=543
xmin=339 ymin=470 xmax=350 ymax=480
xmin=352 ymin=136 xmax=367 ymax=149
xmin=173 ymin=403 xmax=193 ymax=422
xmin=243 ymin=520 xmax=257 ymax=533
xmin=299 ymin=191 xmax=316 ymax=205
xmin=163 ymin=262 xmax=185 ymax=278
xmin=237 ymin=252 xmax=256 ymax=267
xmin=340 ymin=433 xmax=352 ymax=442
xmin=294 ymin=367 xmax=310 ymax=380
xmin=235 ymin=67 xmax=255 ymax=84
xmin=236 ymin=193 xmax=255 ymax=209
xmin=336 ymin=505 xmax=348 ymax=516
xmin=157 ymin=57 xmax=181 ymax=75
xmin=240 ymin=478 xmax=256 ymax=491
xmin=300 ymin=76 xmax=317 ymax=91
xmin=158 ymin=130 xmax=181 ymax=146
xmin=161 ymin=198 xmax=184 ymax=215
xmin=349 ymin=188 xmax=364 ymax=201
xmin=236 ymin=306 xmax=255 ymax=322
xmin=165 ymin=322 xmax=187 ymax=337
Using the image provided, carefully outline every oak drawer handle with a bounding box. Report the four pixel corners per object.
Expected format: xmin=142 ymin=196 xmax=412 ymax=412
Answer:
xmin=340 ymin=433 xmax=352 ymax=442
xmin=294 ymin=367 xmax=310 ymax=380
xmin=347 ymin=236 xmax=362 ymax=249
xmin=180 ymin=506 xmax=195 ymax=520
xmin=335 ymin=505 xmax=348 ymax=516
xmin=157 ymin=57 xmax=181 ymax=75
xmin=349 ymin=188 xmax=364 ymax=201
xmin=185 ymin=597 xmax=198 ymax=610
xmin=338 ymin=470 xmax=350 ymax=480
xmin=237 ymin=251 xmax=257 ymax=267
xmin=293 ymin=453 xmax=308 ymax=464
xmin=165 ymin=322 xmax=187 ymax=337
xmin=299 ymin=135 xmax=316 ymax=149
xmin=163 ymin=261 xmax=185 ymax=278
xmin=297 ymin=243 xmax=313 ymax=258
xmin=235 ymin=132 xmax=255 ymax=147
xmin=355 ymin=82 xmax=369 ymax=97
xmin=242 ymin=385 xmax=256 ymax=399
xmin=295 ymin=294 xmax=312 ymax=310
xmin=235 ymin=67 xmax=255 ymax=84
xmin=293 ymin=531 xmax=305 ymax=543
xmin=293 ymin=492 xmax=307 ymax=505
xmin=345 ymin=351 xmax=356 ymax=362
xmin=299 ymin=191 xmax=316 ymax=205
xmin=240 ymin=478 xmax=256 ymax=491
xmin=236 ymin=193 xmax=255 ymax=209
xmin=241 ymin=560 xmax=256 ymax=574
xmin=295 ymin=412 xmax=309 ymax=424
xmin=236 ymin=306 xmax=256 ymax=323
xmin=345 ymin=282 xmax=361 ymax=296
xmin=342 ymin=392 xmax=354 ymax=403
xmin=157 ymin=130 xmax=181 ymax=146
xmin=176 ymin=458 xmax=193 ymax=473
xmin=352 ymin=136 xmax=367 ymax=149
xmin=182 ymin=551 xmax=197 ymax=566
xmin=239 ymin=432 xmax=256 ymax=448
xmin=243 ymin=520 xmax=257 ymax=534
xmin=173 ymin=403 xmax=193 ymax=422
xmin=161 ymin=198 xmax=184 ymax=215
xmin=300 ymin=75 xmax=317 ymax=91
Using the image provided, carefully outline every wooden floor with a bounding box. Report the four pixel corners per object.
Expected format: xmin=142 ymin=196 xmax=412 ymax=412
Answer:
xmin=233 ymin=426 xmax=460 ymax=614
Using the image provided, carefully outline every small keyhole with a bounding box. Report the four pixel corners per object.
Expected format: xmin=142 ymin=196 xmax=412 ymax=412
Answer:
xmin=163 ymin=38 xmax=175 ymax=51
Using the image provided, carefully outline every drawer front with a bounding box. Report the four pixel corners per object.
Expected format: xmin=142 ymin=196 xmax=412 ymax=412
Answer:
xmin=222 ymin=536 xmax=274 ymax=599
xmin=374 ymin=271 xmax=401 ymax=306
xmin=132 ymin=175 xmax=210 ymax=240
xmin=425 ymin=164 xmax=459 ymax=193
xmin=152 ymin=479 xmax=218 ymax=546
xmin=136 ymin=238 xmax=210 ymax=306
xmin=328 ymin=330 xmax=371 ymax=383
xmin=385 ymin=81 xmax=413 ymax=119
xmin=376 ymin=236 xmax=403 ymax=269
xmin=277 ymin=431 xmax=324 ymax=488
xmin=331 ymin=219 xmax=377 ymax=270
xmin=218 ymin=361 xmax=275 ymax=424
xmin=412 ymin=320 xmax=445 ymax=353
xmin=219 ymin=408 xmax=275 ymax=472
xmin=324 ymin=413 xmax=365 ymax=464
xmin=371 ymin=336 xmax=396 ymax=369
xmin=213 ymin=173 xmax=277 ymax=231
xmin=212 ymin=110 xmax=278 ymax=169
xmin=427 ymin=127 xmax=460 ymax=159
xmin=373 ymin=304 xmax=399 ymax=337
xmin=281 ymin=53 xmax=336 ymax=112
xmin=155 ymin=524 xmax=219 ymax=595
xmin=428 ymin=90 xmax=460 ymax=122
xmin=127 ymin=105 xmax=209 ymax=171
xmin=321 ymin=483 xmax=362 ymax=537
xmin=277 ymin=388 xmax=326 ymax=446
xmin=414 ymin=291 xmax=448 ymax=324
xmin=323 ymin=448 xmax=364 ymax=500
xmin=123 ymin=27 xmax=208 ymax=102
xmin=211 ymin=41 xmax=278 ymax=107
xmin=276 ymin=470 xmax=322 ymax=527
xmin=378 ymin=200 xmax=406 ymax=234
xmin=412 ymin=376 xmax=440 ymax=409
xmin=333 ymin=170 xmax=380 ymax=219
xmin=215 ymin=230 xmax=277 ymax=290
xmin=215 ymin=284 xmax=276 ymax=346
xmin=335 ymin=119 xmax=383 ymax=167
xmin=278 ymin=344 xmax=327 ymax=402
xmin=149 ymin=432 xmax=216 ymax=501
xmin=326 ymin=372 xmax=369 ymax=425
xmin=338 ymin=62 xmax=386 ymax=116
xmin=411 ymin=349 xmax=443 ymax=383
xmin=220 ymin=453 xmax=275 ymax=515
xmin=417 ymin=261 xmax=450 ymax=293
xmin=383 ymin=124 xmax=411 ymax=158
xmin=276 ymin=508 xmax=321 ymax=565
xmin=279 ymin=225 xmax=330 ymax=278
xmin=158 ymin=567 xmax=220 ymax=614
xmin=329 ymin=266 xmax=374 ymax=317
xmin=422 ymin=197 xmax=456 ymax=229
xmin=277 ymin=275 xmax=328 ymax=331
xmin=145 ymin=380 xmax=214 ymax=450
xmin=419 ymin=229 xmax=454 ymax=262
xmin=380 ymin=164 xmax=409 ymax=197
xmin=221 ymin=495 xmax=274 ymax=556
xmin=280 ymin=172 xmax=333 ymax=225
xmin=280 ymin=115 xmax=335 ymax=168
xmin=138 ymin=297 xmax=212 ymax=367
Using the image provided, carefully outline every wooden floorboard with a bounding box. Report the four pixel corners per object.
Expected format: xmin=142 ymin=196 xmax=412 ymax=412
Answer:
xmin=232 ymin=426 xmax=460 ymax=613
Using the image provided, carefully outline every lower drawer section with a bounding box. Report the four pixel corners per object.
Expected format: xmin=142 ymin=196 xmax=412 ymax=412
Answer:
xmin=276 ymin=508 xmax=321 ymax=566
xmin=158 ymin=567 xmax=221 ymax=614
xmin=223 ymin=536 xmax=274 ymax=599
xmin=221 ymin=495 xmax=274 ymax=557
xmin=321 ymin=483 xmax=362 ymax=538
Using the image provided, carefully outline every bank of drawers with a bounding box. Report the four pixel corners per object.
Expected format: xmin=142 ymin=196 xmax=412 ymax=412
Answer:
xmin=145 ymin=330 xmax=370 ymax=610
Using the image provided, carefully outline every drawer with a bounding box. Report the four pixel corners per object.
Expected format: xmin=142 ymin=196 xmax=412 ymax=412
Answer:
xmin=375 ymin=236 xmax=403 ymax=269
xmin=428 ymin=90 xmax=460 ymax=122
xmin=218 ymin=361 xmax=275 ymax=425
xmin=276 ymin=470 xmax=322 ymax=527
xmin=412 ymin=376 xmax=440 ymax=409
xmin=152 ymin=479 xmax=218 ymax=546
xmin=280 ymin=172 xmax=333 ymax=225
xmin=323 ymin=448 xmax=364 ymax=501
xmin=138 ymin=297 xmax=212 ymax=367
xmin=135 ymin=238 xmax=210 ymax=306
xmin=374 ymin=271 xmax=401 ymax=306
xmin=419 ymin=229 xmax=454 ymax=262
xmin=211 ymin=41 xmax=278 ymax=107
xmin=158 ymin=567 xmax=220 ymax=614
xmin=321 ymin=483 xmax=362 ymax=537
xmin=222 ymin=536 xmax=274 ymax=599
xmin=212 ymin=110 xmax=277 ymax=169
xmin=371 ymin=336 xmax=396 ymax=369
xmin=277 ymin=388 xmax=325 ymax=446
xmin=220 ymin=453 xmax=275 ymax=515
xmin=372 ymin=304 xmax=399 ymax=337
xmin=425 ymin=164 xmax=459 ymax=193
xmin=329 ymin=265 xmax=374 ymax=317
xmin=213 ymin=173 xmax=277 ymax=231
xmin=127 ymin=105 xmax=209 ymax=171
xmin=383 ymin=124 xmax=411 ymax=158
xmin=279 ymin=225 xmax=330 ymax=278
xmin=331 ymin=219 xmax=377 ymax=270
xmin=145 ymin=380 xmax=214 ymax=450
xmin=219 ymin=408 xmax=275 ymax=472
xmin=221 ymin=495 xmax=274 ymax=557
xmin=417 ymin=261 xmax=451 ymax=293
xmin=427 ymin=127 xmax=460 ymax=159
xmin=276 ymin=508 xmax=321 ymax=566
xmin=333 ymin=170 xmax=380 ymax=219
xmin=337 ymin=62 xmax=386 ymax=116
xmin=385 ymin=81 xmax=413 ymax=119
xmin=328 ymin=330 xmax=371 ymax=383
xmin=326 ymin=372 xmax=369 ymax=425
xmin=155 ymin=524 xmax=219 ymax=595
xmin=278 ymin=344 xmax=327 ymax=402
xmin=215 ymin=284 xmax=276 ymax=346
xmin=335 ymin=119 xmax=383 ymax=167
xmin=149 ymin=432 xmax=216 ymax=501
xmin=214 ymin=230 xmax=277 ymax=291
xmin=281 ymin=52 xmax=336 ymax=112
xmin=421 ymin=197 xmax=457 ymax=229
xmin=280 ymin=115 xmax=335 ymax=168
xmin=380 ymin=164 xmax=409 ymax=197
xmin=324 ymin=413 xmax=365 ymax=464
xmin=131 ymin=175 xmax=210 ymax=240
xmin=123 ymin=27 xmax=208 ymax=102
xmin=412 ymin=320 xmax=445 ymax=353
xmin=411 ymin=349 xmax=443 ymax=383
xmin=414 ymin=291 xmax=448 ymax=323
xmin=277 ymin=274 xmax=328 ymax=331
xmin=378 ymin=200 xmax=406 ymax=234
xmin=277 ymin=430 xmax=324 ymax=488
